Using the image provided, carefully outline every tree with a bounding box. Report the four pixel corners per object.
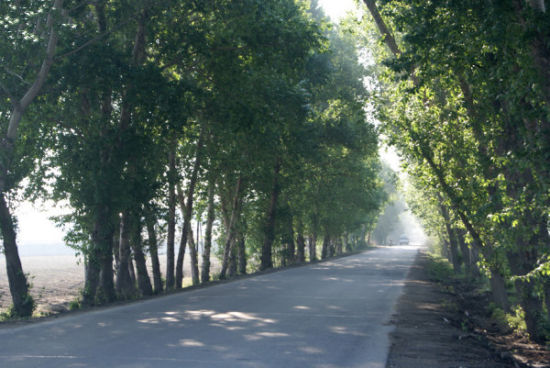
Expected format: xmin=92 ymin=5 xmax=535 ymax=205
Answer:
xmin=0 ymin=0 xmax=65 ymax=317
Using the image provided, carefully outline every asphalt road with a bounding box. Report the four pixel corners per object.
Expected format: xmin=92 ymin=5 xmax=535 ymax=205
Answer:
xmin=0 ymin=245 xmax=418 ymax=368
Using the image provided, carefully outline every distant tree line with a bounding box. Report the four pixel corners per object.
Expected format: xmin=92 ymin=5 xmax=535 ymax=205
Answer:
xmin=0 ymin=0 xmax=386 ymax=318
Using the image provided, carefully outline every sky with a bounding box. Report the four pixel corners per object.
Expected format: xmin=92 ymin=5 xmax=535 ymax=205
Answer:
xmin=14 ymin=0 xmax=404 ymax=254
xmin=318 ymin=0 xmax=359 ymax=21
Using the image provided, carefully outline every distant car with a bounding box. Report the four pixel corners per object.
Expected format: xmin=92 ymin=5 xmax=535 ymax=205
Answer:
xmin=399 ymin=234 xmax=409 ymax=245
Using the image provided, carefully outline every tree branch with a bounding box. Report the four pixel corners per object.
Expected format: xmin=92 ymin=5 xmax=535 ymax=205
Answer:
xmin=362 ymin=0 xmax=419 ymax=85
xmin=8 ymin=0 xmax=64 ymax=141
xmin=2 ymin=67 xmax=31 ymax=86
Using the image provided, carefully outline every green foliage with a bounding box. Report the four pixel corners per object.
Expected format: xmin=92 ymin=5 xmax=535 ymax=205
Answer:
xmin=68 ymin=299 xmax=81 ymax=311
xmin=426 ymin=253 xmax=454 ymax=283
xmin=359 ymin=0 xmax=550 ymax=342
xmin=0 ymin=0 xmax=390 ymax=313
xmin=490 ymin=305 xmax=528 ymax=335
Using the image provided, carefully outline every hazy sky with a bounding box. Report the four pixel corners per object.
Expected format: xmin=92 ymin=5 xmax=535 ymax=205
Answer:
xmin=318 ymin=0 xmax=359 ymax=21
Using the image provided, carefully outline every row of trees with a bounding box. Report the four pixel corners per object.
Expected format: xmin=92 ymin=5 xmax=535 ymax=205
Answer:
xmin=1 ymin=1 xmax=386 ymax=317
xmin=359 ymin=0 xmax=550 ymax=342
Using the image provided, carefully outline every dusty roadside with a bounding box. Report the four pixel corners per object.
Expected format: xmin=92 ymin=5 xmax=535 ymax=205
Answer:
xmin=386 ymin=250 xmax=550 ymax=368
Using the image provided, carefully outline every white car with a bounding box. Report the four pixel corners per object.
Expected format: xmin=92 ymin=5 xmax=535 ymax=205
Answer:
xmin=399 ymin=234 xmax=409 ymax=245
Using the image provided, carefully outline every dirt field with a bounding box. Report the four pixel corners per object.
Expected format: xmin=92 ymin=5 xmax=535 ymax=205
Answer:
xmin=387 ymin=250 xmax=550 ymax=368
xmin=0 ymin=254 xmax=220 ymax=315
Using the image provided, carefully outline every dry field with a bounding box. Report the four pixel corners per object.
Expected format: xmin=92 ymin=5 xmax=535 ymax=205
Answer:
xmin=0 ymin=254 xmax=220 ymax=316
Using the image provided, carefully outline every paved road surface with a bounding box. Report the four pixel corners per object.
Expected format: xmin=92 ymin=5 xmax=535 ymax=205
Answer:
xmin=0 ymin=245 xmax=418 ymax=368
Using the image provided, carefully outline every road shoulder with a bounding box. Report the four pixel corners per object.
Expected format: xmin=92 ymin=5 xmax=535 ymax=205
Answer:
xmin=386 ymin=250 xmax=514 ymax=368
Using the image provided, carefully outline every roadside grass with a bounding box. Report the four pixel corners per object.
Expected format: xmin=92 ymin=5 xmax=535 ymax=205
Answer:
xmin=425 ymin=253 xmax=454 ymax=283
xmin=425 ymin=251 xmax=550 ymax=343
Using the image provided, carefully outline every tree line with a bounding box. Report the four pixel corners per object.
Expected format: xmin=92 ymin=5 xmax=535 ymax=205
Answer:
xmin=0 ymin=1 xmax=386 ymax=318
xmin=360 ymin=0 xmax=550 ymax=342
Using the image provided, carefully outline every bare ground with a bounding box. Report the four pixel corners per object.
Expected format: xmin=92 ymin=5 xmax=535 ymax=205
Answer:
xmin=387 ymin=250 xmax=550 ymax=368
xmin=0 ymin=254 xmax=220 ymax=316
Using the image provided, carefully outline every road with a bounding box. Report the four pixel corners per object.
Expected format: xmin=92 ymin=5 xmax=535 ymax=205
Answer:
xmin=0 ymin=245 xmax=418 ymax=368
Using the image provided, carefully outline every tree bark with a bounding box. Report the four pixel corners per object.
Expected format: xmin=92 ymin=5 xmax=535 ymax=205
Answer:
xmin=228 ymin=240 xmax=238 ymax=278
xmin=131 ymin=215 xmax=153 ymax=296
xmin=260 ymin=159 xmax=280 ymax=270
xmin=0 ymin=194 xmax=33 ymax=316
xmin=4 ymin=0 xmax=64 ymax=143
xmin=296 ymin=222 xmax=306 ymax=263
xmin=321 ymin=232 xmax=330 ymax=259
xmin=112 ymin=224 xmax=120 ymax=273
xmin=438 ymin=201 xmax=462 ymax=273
xmin=128 ymin=255 xmax=136 ymax=287
xmin=456 ymin=228 xmax=477 ymax=278
xmin=145 ymin=208 xmax=163 ymax=293
xmin=219 ymin=176 xmax=242 ymax=279
xmin=489 ymin=271 xmax=510 ymax=312
xmin=336 ymin=237 xmax=343 ymax=255
xmin=94 ymin=205 xmax=116 ymax=304
xmin=186 ymin=227 xmax=200 ymax=286
xmin=283 ymin=210 xmax=296 ymax=265
xmin=116 ymin=211 xmax=135 ymax=299
xmin=506 ymin=213 xmax=547 ymax=342
xmin=83 ymin=249 xmax=100 ymax=306
xmin=237 ymin=231 xmax=247 ymax=275
xmin=175 ymin=126 xmax=204 ymax=288
xmin=165 ymin=137 xmax=177 ymax=289
xmin=308 ymin=234 xmax=317 ymax=262
xmin=201 ymin=177 xmax=215 ymax=283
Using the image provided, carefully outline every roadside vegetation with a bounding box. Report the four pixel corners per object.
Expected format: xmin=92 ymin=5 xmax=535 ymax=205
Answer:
xmin=358 ymin=0 xmax=550 ymax=344
xmin=0 ymin=1 xmax=387 ymax=319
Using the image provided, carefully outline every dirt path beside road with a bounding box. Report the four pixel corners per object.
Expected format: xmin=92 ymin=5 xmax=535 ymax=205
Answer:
xmin=387 ymin=251 xmax=515 ymax=368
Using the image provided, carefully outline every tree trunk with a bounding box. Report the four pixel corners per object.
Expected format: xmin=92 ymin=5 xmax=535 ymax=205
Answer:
xmin=308 ymin=234 xmax=317 ymax=262
xmin=93 ymin=206 xmax=116 ymax=304
xmin=186 ymin=227 xmax=200 ymax=286
xmin=128 ymin=256 xmax=136 ymax=287
xmin=145 ymin=208 xmax=163 ymax=293
xmin=0 ymin=0 xmax=63 ymax=317
xmin=175 ymin=126 xmax=205 ymax=288
xmin=441 ymin=239 xmax=451 ymax=261
xmin=516 ymin=279 xmax=545 ymax=342
xmin=506 ymin=216 xmax=547 ymax=342
xmin=260 ymin=159 xmax=280 ymax=270
xmin=165 ymin=137 xmax=177 ymax=290
xmin=328 ymin=237 xmax=336 ymax=257
xmin=456 ymin=228 xmax=477 ymax=277
xmin=131 ymin=215 xmax=153 ymax=296
xmin=321 ymin=232 xmax=330 ymax=259
xmin=219 ymin=177 xmax=242 ymax=279
xmin=0 ymin=194 xmax=33 ymax=317
xmin=112 ymin=224 xmax=120 ymax=274
xmin=116 ymin=211 xmax=135 ymax=299
xmin=366 ymin=0 xmax=516 ymax=318
xmin=287 ymin=215 xmax=295 ymax=265
xmin=489 ymin=269 xmax=510 ymax=312
xmin=344 ymin=234 xmax=352 ymax=253
xmin=201 ymin=178 xmax=215 ymax=283
xmin=544 ymin=280 xmax=550 ymax=322
xmin=336 ymin=237 xmax=343 ymax=255
xmin=176 ymin=182 xmax=199 ymax=287
xmin=438 ymin=198 xmax=462 ymax=273
xmin=83 ymin=250 xmax=100 ymax=306
xmin=296 ymin=231 xmax=306 ymax=263
xmin=237 ymin=232 xmax=247 ymax=275
xmin=4 ymin=0 xmax=64 ymax=144
xmin=228 ymin=240 xmax=238 ymax=278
